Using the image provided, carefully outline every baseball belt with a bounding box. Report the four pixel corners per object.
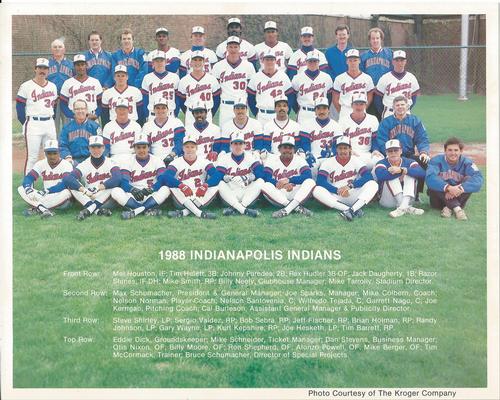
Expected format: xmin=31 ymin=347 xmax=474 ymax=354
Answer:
xmin=301 ymin=106 xmax=315 ymax=112
xmin=30 ymin=116 xmax=52 ymax=121
xmin=258 ymin=108 xmax=275 ymax=114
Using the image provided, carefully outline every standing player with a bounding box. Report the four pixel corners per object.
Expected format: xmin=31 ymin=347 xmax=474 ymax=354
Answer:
xmin=325 ymin=25 xmax=352 ymax=82
xmin=101 ymin=65 xmax=143 ymax=124
xmin=246 ymin=51 xmax=294 ymax=126
xmin=62 ymin=135 xmax=122 ymax=220
xmin=313 ymin=136 xmax=378 ymax=221
xmin=18 ymin=140 xmax=73 ymax=218
xmin=212 ymin=36 xmax=256 ymax=127
xmin=332 ymin=49 xmax=374 ymax=121
xmin=177 ymin=51 xmax=221 ymax=126
xmin=215 ymin=18 xmax=257 ymax=66
xmin=60 ymin=54 xmax=103 ymax=121
xmin=179 ymin=26 xmax=218 ymax=79
xmin=254 ymin=21 xmax=293 ymax=72
xmin=292 ymin=50 xmax=334 ymax=124
xmin=111 ymin=28 xmax=146 ymax=88
xmin=85 ymin=31 xmax=113 ymax=90
xmin=112 ymin=134 xmax=170 ymax=219
xmin=287 ymin=27 xmax=329 ymax=80
xmin=153 ymin=134 xmax=221 ymax=219
xmin=262 ymin=135 xmax=316 ymax=218
xmin=375 ymin=139 xmax=425 ymax=218
xmin=217 ymin=132 xmax=263 ymax=217
xmin=375 ymin=50 xmax=420 ymax=119
xmin=184 ymin=101 xmax=221 ymax=161
xmin=16 ymin=58 xmax=58 ymax=174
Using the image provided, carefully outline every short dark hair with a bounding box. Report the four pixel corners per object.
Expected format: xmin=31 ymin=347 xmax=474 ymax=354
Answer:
xmin=444 ymin=137 xmax=464 ymax=151
xmin=88 ymin=31 xmax=102 ymax=41
xmin=335 ymin=25 xmax=350 ymax=34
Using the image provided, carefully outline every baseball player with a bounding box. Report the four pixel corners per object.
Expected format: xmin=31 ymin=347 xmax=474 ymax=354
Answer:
xmin=48 ymin=39 xmax=73 ymax=134
xmin=184 ymin=101 xmax=221 ymax=161
xmin=212 ymin=36 xmax=256 ymax=127
xmin=179 ymin=26 xmax=218 ymax=79
xmin=287 ymin=27 xmax=329 ymax=80
xmin=18 ymin=139 xmax=73 ymax=218
xmin=375 ymin=50 xmax=420 ymax=119
xmin=216 ymin=18 xmax=257 ymax=67
xmin=140 ymin=50 xmax=180 ymax=120
xmin=111 ymin=28 xmax=146 ymax=88
xmin=101 ymin=65 xmax=144 ymax=125
xmin=177 ymin=51 xmax=221 ymax=126
xmin=216 ymin=132 xmax=263 ymax=218
xmin=220 ymin=98 xmax=262 ymax=155
xmin=112 ymin=134 xmax=170 ymax=219
xmin=374 ymin=139 xmax=425 ymax=218
xmin=332 ymin=49 xmax=375 ymax=121
xmin=246 ymin=51 xmax=294 ymax=126
xmin=425 ymin=137 xmax=483 ymax=221
xmin=153 ymin=134 xmax=221 ymax=219
xmin=337 ymin=92 xmax=382 ymax=169
xmin=16 ymin=58 xmax=58 ymax=174
xmin=85 ymin=30 xmax=113 ymax=90
xmin=292 ymin=50 xmax=334 ymax=124
xmin=325 ymin=25 xmax=352 ymax=82
xmin=60 ymin=54 xmax=103 ymax=121
xmin=141 ymin=98 xmax=185 ymax=165
xmin=59 ymin=99 xmax=106 ymax=165
xmin=254 ymin=21 xmax=293 ymax=72
xmin=101 ymin=97 xmax=142 ymax=165
xmin=313 ymin=136 xmax=378 ymax=221
xmin=62 ymin=135 xmax=122 ymax=220
xmin=262 ymin=135 xmax=315 ymax=218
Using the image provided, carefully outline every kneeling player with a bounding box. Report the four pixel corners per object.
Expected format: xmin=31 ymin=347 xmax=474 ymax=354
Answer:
xmin=217 ymin=132 xmax=263 ymax=217
xmin=18 ymin=140 xmax=73 ymax=218
xmin=262 ymin=135 xmax=316 ymax=218
xmin=375 ymin=139 xmax=425 ymax=218
xmin=313 ymin=136 xmax=378 ymax=221
xmin=112 ymin=134 xmax=170 ymax=219
xmin=63 ymin=136 xmax=122 ymax=220
xmin=154 ymin=134 xmax=220 ymax=219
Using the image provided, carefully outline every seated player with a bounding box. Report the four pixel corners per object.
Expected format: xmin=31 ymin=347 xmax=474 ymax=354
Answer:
xmin=313 ymin=136 xmax=378 ymax=221
xmin=374 ymin=139 xmax=425 ymax=218
xmin=112 ymin=134 xmax=171 ymax=219
xmin=153 ymin=134 xmax=221 ymax=219
xmin=262 ymin=135 xmax=315 ymax=218
xmin=18 ymin=139 xmax=73 ymax=218
xmin=63 ymin=135 xmax=122 ymax=220
xmin=216 ymin=132 xmax=264 ymax=218
xmin=425 ymin=137 xmax=483 ymax=221
xmin=184 ymin=100 xmax=221 ymax=161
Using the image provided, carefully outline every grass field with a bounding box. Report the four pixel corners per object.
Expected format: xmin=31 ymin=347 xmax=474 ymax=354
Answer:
xmin=12 ymin=169 xmax=487 ymax=388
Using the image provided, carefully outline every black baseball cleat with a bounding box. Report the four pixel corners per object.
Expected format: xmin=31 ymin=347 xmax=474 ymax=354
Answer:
xmin=353 ymin=208 xmax=364 ymax=218
xmin=222 ymin=207 xmax=237 ymax=216
xmin=272 ymin=208 xmax=288 ymax=218
xmin=200 ymin=211 xmax=217 ymax=219
xmin=40 ymin=209 xmax=54 ymax=219
xmin=76 ymin=209 xmax=91 ymax=221
xmin=96 ymin=208 xmax=112 ymax=217
xmin=23 ymin=207 xmax=40 ymax=217
xmin=121 ymin=210 xmax=136 ymax=220
xmin=295 ymin=205 xmax=314 ymax=217
xmin=339 ymin=209 xmax=354 ymax=222
xmin=167 ymin=210 xmax=184 ymax=218
xmin=145 ymin=208 xmax=162 ymax=217
xmin=244 ymin=208 xmax=260 ymax=218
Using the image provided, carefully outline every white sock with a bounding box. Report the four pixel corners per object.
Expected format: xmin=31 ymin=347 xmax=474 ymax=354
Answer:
xmin=284 ymin=199 xmax=300 ymax=214
xmin=183 ymin=200 xmax=202 ymax=217
xmin=453 ymin=206 xmax=462 ymax=212
xmin=134 ymin=206 xmax=145 ymax=216
xmin=395 ymin=193 xmax=403 ymax=207
xmin=87 ymin=203 xmax=97 ymax=214
xmin=351 ymin=199 xmax=366 ymax=213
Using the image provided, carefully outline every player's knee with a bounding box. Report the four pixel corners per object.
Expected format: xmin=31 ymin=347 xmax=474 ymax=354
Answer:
xmin=303 ymin=178 xmax=316 ymax=190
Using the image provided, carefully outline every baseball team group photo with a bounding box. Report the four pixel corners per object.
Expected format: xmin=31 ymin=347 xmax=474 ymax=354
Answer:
xmin=10 ymin=12 xmax=488 ymax=389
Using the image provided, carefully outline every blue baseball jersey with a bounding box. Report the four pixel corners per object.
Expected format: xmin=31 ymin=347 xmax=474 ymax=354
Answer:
xmin=58 ymin=119 xmax=104 ymax=162
xmin=426 ymin=154 xmax=483 ymax=193
xmin=47 ymin=57 xmax=74 ymax=93
xmin=111 ymin=47 xmax=146 ymax=88
xmin=360 ymin=47 xmax=393 ymax=85
xmin=375 ymin=156 xmax=425 ymax=181
xmin=324 ymin=44 xmax=353 ymax=81
xmin=85 ymin=49 xmax=113 ymax=88
xmin=375 ymin=114 xmax=430 ymax=157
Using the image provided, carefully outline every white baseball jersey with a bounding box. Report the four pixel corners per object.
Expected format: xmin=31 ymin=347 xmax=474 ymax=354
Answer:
xmin=101 ymin=85 xmax=142 ymax=121
xmin=216 ymin=151 xmax=261 ymax=178
xmin=300 ymin=118 xmax=342 ymax=158
xmin=254 ymin=41 xmax=293 ymax=71
xmin=292 ymin=71 xmax=333 ymax=108
xmin=168 ymin=156 xmax=215 ymax=189
xmin=17 ymin=80 xmax=58 ymax=117
xmin=142 ymin=117 xmax=185 ymax=159
xmin=376 ymin=71 xmax=421 ymax=108
xmin=263 ymin=118 xmax=302 ymax=154
xmin=60 ymin=76 xmax=103 ymax=113
xmin=76 ymin=157 xmax=119 ymax=190
xmin=221 ymin=117 xmax=262 ymax=152
xmin=178 ymin=73 xmax=220 ymax=111
xmin=216 ymin=39 xmax=256 ymax=61
xmin=288 ymin=48 xmax=328 ymax=74
xmin=318 ymin=155 xmax=367 ymax=188
xmin=121 ymin=154 xmax=166 ymax=189
xmin=180 ymin=48 xmax=218 ymax=74
xmin=185 ymin=122 xmax=221 ymax=158
xmin=333 ymin=72 xmax=375 ymax=111
xmin=212 ymin=59 xmax=255 ymax=102
xmin=264 ymin=154 xmax=309 ymax=181
xmin=145 ymin=47 xmax=181 ymax=67
xmin=141 ymin=71 xmax=179 ymax=114
xmin=102 ymin=119 xmax=141 ymax=156
xmin=29 ymin=158 xmax=73 ymax=190
xmin=339 ymin=113 xmax=379 ymax=155
xmin=247 ymin=70 xmax=292 ymax=111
